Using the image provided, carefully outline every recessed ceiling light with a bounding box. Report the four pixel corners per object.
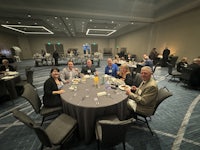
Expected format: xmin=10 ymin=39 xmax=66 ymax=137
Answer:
xmin=86 ymin=29 xmax=116 ymax=36
xmin=90 ymin=19 xmax=92 ymax=22
xmin=28 ymin=14 xmax=31 ymax=18
xmin=1 ymin=24 xmax=54 ymax=34
xmin=111 ymin=21 xmax=114 ymax=23
xmin=66 ymin=17 xmax=69 ymax=20
xmin=54 ymin=16 xmax=57 ymax=19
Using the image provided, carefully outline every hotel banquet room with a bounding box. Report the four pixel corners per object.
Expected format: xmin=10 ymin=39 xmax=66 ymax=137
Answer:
xmin=0 ymin=0 xmax=200 ymax=150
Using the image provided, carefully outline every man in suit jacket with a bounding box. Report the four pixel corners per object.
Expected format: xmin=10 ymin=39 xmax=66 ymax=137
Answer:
xmin=125 ymin=66 xmax=158 ymax=116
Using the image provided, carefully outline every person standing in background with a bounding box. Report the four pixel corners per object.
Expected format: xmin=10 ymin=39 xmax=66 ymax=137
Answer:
xmin=53 ymin=50 xmax=59 ymax=66
xmin=162 ymin=47 xmax=170 ymax=67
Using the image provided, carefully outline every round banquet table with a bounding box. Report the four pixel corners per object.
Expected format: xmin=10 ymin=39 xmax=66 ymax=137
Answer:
xmin=61 ymin=78 xmax=129 ymax=144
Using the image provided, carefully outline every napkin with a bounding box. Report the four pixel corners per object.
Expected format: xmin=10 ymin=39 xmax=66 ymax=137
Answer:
xmin=97 ymin=91 xmax=107 ymax=97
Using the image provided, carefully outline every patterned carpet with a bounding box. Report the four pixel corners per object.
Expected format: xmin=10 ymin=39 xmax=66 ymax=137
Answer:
xmin=0 ymin=58 xmax=200 ymax=150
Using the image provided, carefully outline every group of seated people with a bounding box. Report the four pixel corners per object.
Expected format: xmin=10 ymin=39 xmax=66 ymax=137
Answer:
xmin=176 ymin=56 xmax=200 ymax=88
xmin=43 ymin=57 xmax=157 ymax=119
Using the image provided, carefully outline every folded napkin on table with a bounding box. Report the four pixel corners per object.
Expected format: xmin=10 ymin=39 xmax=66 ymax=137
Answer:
xmin=97 ymin=91 xmax=107 ymax=97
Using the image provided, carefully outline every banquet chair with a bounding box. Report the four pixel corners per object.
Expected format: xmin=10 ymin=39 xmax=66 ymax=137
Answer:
xmin=95 ymin=115 xmax=135 ymax=150
xmin=15 ymin=66 xmax=34 ymax=95
xmin=166 ymin=62 xmax=181 ymax=81
xmin=135 ymin=87 xmax=173 ymax=135
xmin=12 ymin=109 xmax=77 ymax=150
xmin=152 ymin=62 xmax=160 ymax=79
xmin=21 ymin=83 xmax=62 ymax=125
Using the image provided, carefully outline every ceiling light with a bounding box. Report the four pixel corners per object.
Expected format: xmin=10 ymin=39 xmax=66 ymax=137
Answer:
xmin=18 ymin=22 xmax=21 ymax=24
xmin=111 ymin=21 xmax=114 ymax=23
xmin=66 ymin=17 xmax=69 ymax=20
xmin=90 ymin=19 xmax=92 ymax=22
xmin=86 ymin=29 xmax=116 ymax=36
xmin=28 ymin=14 xmax=31 ymax=18
xmin=1 ymin=24 xmax=54 ymax=34
xmin=54 ymin=16 xmax=57 ymax=19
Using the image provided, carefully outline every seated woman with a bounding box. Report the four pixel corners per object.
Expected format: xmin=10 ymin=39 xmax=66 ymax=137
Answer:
xmin=118 ymin=64 xmax=133 ymax=86
xmin=43 ymin=67 xmax=65 ymax=107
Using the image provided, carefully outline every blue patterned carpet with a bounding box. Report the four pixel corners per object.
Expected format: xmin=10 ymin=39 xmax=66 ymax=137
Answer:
xmin=0 ymin=58 xmax=200 ymax=150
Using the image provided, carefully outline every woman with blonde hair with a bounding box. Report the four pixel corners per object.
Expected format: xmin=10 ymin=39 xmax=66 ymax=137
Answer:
xmin=118 ymin=63 xmax=133 ymax=86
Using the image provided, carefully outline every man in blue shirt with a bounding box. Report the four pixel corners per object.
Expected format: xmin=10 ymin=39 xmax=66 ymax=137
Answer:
xmin=105 ymin=58 xmax=119 ymax=77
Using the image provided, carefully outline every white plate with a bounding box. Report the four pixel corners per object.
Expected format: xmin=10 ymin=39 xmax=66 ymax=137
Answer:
xmin=7 ymin=71 xmax=19 ymax=76
xmin=118 ymin=85 xmax=131 ymax=91
xmin=1 ymin=76 xmax=15 ymax=80
xmin=84 ymin=75 xmax=90 ymax=78
xmin=72 ymin=78 xmax=80 ymax=82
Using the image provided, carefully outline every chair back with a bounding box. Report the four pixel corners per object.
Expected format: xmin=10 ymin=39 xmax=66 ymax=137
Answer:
xmin=132 ymin=72 xmax=142 ymax=87
xmin=153 ymin=87 xmax=173 ymax=115
xmin=167 ymin=62 xmax=173 ymax=75
xmin=12 ymin=109 xmax=52 ymax=148
xmin=98 ymin=118 xmax=134 ymax=148
xmin=169 ymin=56 xmax=179 ymax=68
xmin=12 ymin=109 xmax=36 ymax=128
xmin=25 ymin=66 xmax=34 ymax=85
xmin=21 ymin=83 xmax=42 ymax=113
xmin=33 ymin=126 xmax=52 ymax=148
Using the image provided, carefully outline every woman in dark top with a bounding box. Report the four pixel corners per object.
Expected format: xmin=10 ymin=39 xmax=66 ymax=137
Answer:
xmin=118 ymin=64 xmax=133 ymax=86
xmin=43 ymin=67 xmax=65 ymax=107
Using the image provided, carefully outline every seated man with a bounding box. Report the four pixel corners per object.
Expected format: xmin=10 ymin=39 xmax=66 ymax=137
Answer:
xmin=0 ymin=59 xmax=16 ymax=72
xmin=60 ymin=60 xmax=80 ymax=84
xmin=176 ymin=57 xmax=188 ymax=72
xmin=138 ymin=54 xmax=153 ymax=70
xmin=125 ymin=66 xmax=158 ymax=116
xmin=105 ymin=58 xmax=119 ymax=77
xmin=81 ymin=59 xmax=97 ymax=75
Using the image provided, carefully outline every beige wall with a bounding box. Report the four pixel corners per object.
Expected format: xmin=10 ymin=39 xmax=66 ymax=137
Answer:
xmin=0 ymin=32 xmax=18 ymax=50
xmin=117 ymin=7 xmax=200 ymax=63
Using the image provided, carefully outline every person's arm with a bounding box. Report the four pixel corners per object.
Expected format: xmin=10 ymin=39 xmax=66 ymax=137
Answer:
xmin=128 ymin=86 xmax=157 ymax=105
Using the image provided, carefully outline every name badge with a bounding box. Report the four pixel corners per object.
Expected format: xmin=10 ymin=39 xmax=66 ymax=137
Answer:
xmin=138 ymin=89 xmax=142 ymax=95
xmin=87 ymin=70 xmax=91 ymax=73
xmin=109 ymin=69 xmax=112 ymax=73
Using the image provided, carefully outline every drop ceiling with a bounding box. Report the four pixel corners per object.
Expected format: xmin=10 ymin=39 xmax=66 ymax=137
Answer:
xmin=0 ymin=0 xmax=200 ymax=38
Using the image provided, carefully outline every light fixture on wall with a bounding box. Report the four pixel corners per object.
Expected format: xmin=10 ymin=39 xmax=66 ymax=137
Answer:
xmin=86 ymin=29 xmax=116 ymax=36
xmin=1 ymin=24 xmax=54 ymax=34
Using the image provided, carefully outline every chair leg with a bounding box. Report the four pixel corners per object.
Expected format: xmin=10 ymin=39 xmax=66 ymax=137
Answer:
xmin=40 ymin=144 xmax=43 ymax=150
xmin=97 ymin=140 xmax=100 ymax=150
xmin=145 ymin=118 xmax=153 ymax=135
xmin=41 ymin=117 xmax=45 ymax=126
xmin=123 ymin=141 xmax=126 ymax=150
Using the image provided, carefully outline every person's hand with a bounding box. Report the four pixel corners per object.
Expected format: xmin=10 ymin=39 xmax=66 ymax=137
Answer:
xmin=75 ymin=68 xmax=79 ymax=72
xmin=59 ymin=89 xmax=65 ymax=94
xmin=125 ymin=88 xmax=131 ymax=95
xmin=65 ymin=80 xmax=70 ymax=84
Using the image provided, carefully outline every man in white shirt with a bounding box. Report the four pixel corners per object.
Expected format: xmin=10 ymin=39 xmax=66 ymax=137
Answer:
xmin=60 ymin=60 xmax=80 ymax=84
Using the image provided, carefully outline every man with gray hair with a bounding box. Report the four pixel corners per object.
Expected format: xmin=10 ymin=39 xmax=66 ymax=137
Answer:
xmin=0 ymin=59 xmax=16 ymax=72
xmin=125 ymin=66 xmax=158 ymax=117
